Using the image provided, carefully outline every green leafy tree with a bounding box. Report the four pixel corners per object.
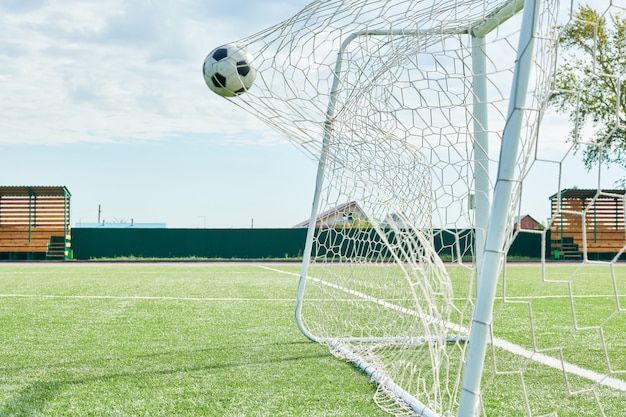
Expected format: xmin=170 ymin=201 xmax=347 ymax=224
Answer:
xmin=550 ymin=6 xmax=626 ymax=184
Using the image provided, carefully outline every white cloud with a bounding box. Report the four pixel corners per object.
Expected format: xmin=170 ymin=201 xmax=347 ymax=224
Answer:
xmin=0 ymin=0 xmax=306 ymax=146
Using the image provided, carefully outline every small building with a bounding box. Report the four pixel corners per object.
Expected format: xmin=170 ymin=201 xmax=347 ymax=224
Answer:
xmin=0 ymin=186 xmax=71 ymax=260
xmin=513 ymin=214 xmax=542 ymax=230
xmin=549 ymin=188 xmax=626 ymax=259
xmin=294 ymin=201 xmax=368 ymax=228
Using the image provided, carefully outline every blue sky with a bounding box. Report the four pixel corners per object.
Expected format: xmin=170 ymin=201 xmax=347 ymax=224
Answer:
xmin=1 ymin=0 xmax=624 ymax=228
xmin=1 ymin=0 xmax=317 ymax=228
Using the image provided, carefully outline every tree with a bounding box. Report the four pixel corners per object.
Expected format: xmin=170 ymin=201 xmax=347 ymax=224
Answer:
xmin=550 ymin=6 xmax=626 ymax=184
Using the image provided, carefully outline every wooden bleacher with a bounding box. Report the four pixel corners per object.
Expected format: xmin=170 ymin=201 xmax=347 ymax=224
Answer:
xmin=0 ymin=186 xmax=71 ymax=260
xmin=550 ymin=189 xmax=626 ymax=259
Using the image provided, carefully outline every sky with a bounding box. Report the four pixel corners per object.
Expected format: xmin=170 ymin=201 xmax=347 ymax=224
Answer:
xmin=1 ymin=0 xmax=624 ymax=229
xmin=1 ymin=0 xmax=318 ymax=228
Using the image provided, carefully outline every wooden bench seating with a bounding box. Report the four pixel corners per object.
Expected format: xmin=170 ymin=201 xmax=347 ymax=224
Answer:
xmin=0 ymin=227 xmax=70 ymax=254
xmin=0 ymin=186 xmax=71 ymax=259
xmin=552 ymin=231 xmax=626 ymax=253
xmin=550 ymin=189 xmax=626 ymax=257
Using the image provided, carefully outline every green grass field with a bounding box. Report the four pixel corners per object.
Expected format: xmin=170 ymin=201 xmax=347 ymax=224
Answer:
xmin=0 ymin=263 xmax=624 ymax=416
xmin=0 ymin=263 xmax=389 ymax=417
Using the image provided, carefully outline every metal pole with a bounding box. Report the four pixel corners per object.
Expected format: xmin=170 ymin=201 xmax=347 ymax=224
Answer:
xmin=471 ymin=34 xmax=490 ymax=290
xmin=457 ymin=0 xmax=540 ymax=415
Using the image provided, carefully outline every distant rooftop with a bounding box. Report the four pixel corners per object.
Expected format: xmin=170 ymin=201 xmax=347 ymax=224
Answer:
xmin=74 ymin=222 xmax=166 ymax=229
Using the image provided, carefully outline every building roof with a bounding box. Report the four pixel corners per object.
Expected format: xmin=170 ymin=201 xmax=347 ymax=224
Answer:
xmin=549 ymin=189 xmax=626 ymax=200
xmin=513 ymin=214 xmax=540 ymax=224
xmin=293 ymin=201 xmax=363 ymax=228
xmin=0 ymin=186 xmax=71 ymax=197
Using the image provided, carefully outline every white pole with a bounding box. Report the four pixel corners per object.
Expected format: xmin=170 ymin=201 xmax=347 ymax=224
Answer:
xmin=296 ymin=29 xmax=435 ymax=341
xmin=471 ymin=34 xmax=490 ymax=288
xmin=295 ymin=31 xmax=348 ymax=342
xmin=457 ymin=0 xmax=540 ymax=415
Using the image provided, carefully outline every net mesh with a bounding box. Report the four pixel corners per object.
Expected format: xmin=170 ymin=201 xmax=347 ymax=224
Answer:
xmin=205 ymin=0 xmax=626 ymax=415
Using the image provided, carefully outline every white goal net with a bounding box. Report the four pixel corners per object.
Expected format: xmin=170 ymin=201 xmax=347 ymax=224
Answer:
xmin=204 ymin=0 xmax=626 ymax=416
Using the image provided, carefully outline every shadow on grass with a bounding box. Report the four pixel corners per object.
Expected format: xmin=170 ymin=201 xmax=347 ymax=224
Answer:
xmin=0 ymin=340 xmax=314 ymax=373
xmin=0 ymin=341 xmax=329 ymax=416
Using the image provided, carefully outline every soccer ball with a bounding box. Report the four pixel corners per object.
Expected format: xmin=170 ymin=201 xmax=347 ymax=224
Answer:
xmin=203 ymin=44 xmax=256 ymax=97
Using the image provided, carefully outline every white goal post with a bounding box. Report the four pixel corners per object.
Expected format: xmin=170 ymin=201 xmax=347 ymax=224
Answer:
xmin=458 ymin=0 xmax=540 ymax=414
xmin=205 ymin=0 xmax=626 ymax=415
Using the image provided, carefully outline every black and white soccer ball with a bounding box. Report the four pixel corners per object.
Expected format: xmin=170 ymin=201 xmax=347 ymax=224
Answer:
xmin=203 ymin=44 xmax=256 ymax=97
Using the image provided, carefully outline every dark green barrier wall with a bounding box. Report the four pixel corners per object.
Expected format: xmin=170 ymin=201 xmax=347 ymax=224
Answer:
xmin=510 ymin=230 xmax=546 ymax=258
xmin=71 ymin=228 xmax=308 ymax=260
xmin=71 ymin=228 xmax=546 ymax=260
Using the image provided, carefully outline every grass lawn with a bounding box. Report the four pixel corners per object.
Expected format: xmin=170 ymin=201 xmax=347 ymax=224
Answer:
xmin=1 ymin=262 xmax=625 ymax=416
xmin=0 ymin=263 xmax=389 ymax=417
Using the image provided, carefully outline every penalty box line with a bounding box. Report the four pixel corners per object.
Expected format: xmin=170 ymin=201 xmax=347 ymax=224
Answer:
xmin=259 ymin=265 xmax=626 ymax=392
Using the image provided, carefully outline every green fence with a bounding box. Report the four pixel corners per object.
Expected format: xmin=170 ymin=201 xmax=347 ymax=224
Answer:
xmin=70 ymin=228 xmax=546 ymax=260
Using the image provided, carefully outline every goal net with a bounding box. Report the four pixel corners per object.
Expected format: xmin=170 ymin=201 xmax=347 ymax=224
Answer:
xmin=204 ymin=0 xmax=626 ymax=416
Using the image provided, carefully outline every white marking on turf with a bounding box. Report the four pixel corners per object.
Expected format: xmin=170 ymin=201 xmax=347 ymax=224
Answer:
xmin=259 ymin=264 xmax=626 ymax=392
xmin=0 ymin=294 xmax=293 ymax=302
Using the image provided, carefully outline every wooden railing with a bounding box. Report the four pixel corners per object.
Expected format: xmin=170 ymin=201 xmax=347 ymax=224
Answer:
xmin=551 ymin=194 xmax=626 ymax=255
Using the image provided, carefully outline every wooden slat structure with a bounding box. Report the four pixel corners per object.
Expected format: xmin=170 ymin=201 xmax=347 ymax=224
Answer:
xmin=0 ymin=186 xmax=71 ymax=260
xmin=550 ymin=189 xmax=626 ymax=259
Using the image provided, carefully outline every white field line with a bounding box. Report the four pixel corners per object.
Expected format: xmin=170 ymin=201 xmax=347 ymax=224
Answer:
xmin=0 ymin=292 xmax=615 ymax=303
xmin=259 ymin=265 xmax=626 ymax=392
xmin=0 ymin=293 xmax=370 ymax=303
xmin=0 ymin=294 xmax=293 ymax=302
xmin=503 ymin=294 xmax=621 ymax=300
xmin=261 ymin=265 xmax=466 ymax=335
